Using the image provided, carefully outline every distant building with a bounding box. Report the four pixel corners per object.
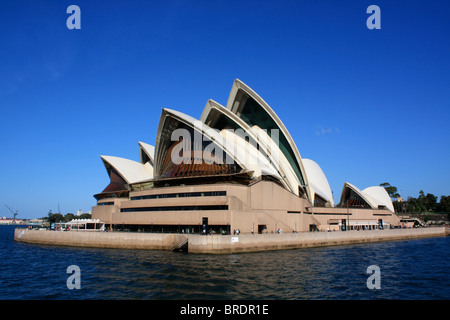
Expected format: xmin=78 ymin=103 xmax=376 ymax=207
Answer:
xmin=76 ymin=210 xmax=92 ymax=216
xmin=92 ymin=79 xmax=401 ymax=233
xmin=0 ymin=218 xmax=24 ymax=224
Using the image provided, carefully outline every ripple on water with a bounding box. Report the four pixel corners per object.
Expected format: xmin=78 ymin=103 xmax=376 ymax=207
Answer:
xmin=1 ymin=226 xmax=449 ymax=300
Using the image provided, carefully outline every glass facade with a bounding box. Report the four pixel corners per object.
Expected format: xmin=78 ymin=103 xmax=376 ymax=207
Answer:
xmin=340 ymin=188 xmax=371 ymax=209
xmin=237 ymin=94 xmax=305 ymax=186
xmin=131 ymin=191 xmax=226 ymax=200
xmin=314 ymin=194 xmax=328 ymax=207
xmin=121 ymin=205 xmax=228 ymax=212
xmin=140 ymin=149 xmax=151 ymax=164
xmin=160 ymin=125 xmax=241 ymax=178
xmin=101 ymin=167 xmax=128 ymax=193
xmin=98 ymin=202 xmax=114 ymax=206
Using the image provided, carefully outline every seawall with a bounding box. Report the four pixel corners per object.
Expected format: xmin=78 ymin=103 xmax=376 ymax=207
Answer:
xmin=14 ymin=228 xmax=187 ymax=251
xmin=188 ymin=227 xmax=448 ymax=254
xmin=14 ymin=227 xmax=448 ymax=254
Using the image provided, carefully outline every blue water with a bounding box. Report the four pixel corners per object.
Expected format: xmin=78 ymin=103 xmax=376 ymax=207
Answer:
xmin=1 ymin=225 xmax=449 ymax=300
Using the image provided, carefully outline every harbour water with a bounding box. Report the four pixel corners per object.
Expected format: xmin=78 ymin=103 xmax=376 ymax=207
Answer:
xmin=0 ymin=225 xmax=449 ymax=300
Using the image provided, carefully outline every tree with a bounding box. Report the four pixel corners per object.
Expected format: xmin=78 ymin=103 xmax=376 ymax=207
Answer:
xmin=437 ymin=195 xmax=450 ymax=213
xmin=380 ymin=182 xmax=400 ymax=201
xmin=405 ymin=196 xmax=426 ymax=213
xmin=65 ymin=213 xmax=75 ymax=222
xmin=79 ymin=213 xmax=92 ymax=219
xmin=424 ymin=193 xmax=437 ymax=212
xmin=404 ymin=191 xmax=447 ymax=214
xmin=51 ymin=213 xmax=65 ymax=223
xmin=393 ymin=201 xmax=403 ymax=214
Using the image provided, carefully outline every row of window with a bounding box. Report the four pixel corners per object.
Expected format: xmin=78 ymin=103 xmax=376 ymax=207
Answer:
xmin=130 ymin=191 xmax=226 ymax=201
xmin=120 ymin=205 xmax=229 ymax=212
xmin=98 ymin=202 xmax=114 ymax=206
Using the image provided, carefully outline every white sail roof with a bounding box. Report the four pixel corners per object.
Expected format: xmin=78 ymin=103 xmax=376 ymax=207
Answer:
xmin=138 ymin=141 xmax=155 ymax=165
xmin=219 ymin=129 xmax=281 ymax=180
xmin=97 ymin=79 xmax=395 ymax=212
xmin=200 ymin=99 xmax=298 ymax=195
xmin=155 ymin=108 xmax=254 ymax=178
xmin=101 ymin=155 xmax=154 ymax=184
xmin=340 ymin=182 xmax=394 ymax=213
xmin=225 ymin=79 xmax=312 ymax=201
xmin=302 ymin=159 xmax=334 ymax=206
xmin=250 ymin=125 xmax=301 ymax=196
xmin=340 ymin=182 xmax=378 ymax=209
xmin=362 ymin=186 xmax=395 ymax=213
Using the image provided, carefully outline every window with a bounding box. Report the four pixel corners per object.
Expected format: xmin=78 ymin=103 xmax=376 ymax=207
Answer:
xmin=314 ymin=194 xmax=327 ymax=207
xmin=121 ymin=205 xmax=228 ymax=212
xmin=98 ymin=202 xmax=114 ymax=206
xmin=159 ymin=125 xmax=241 ymax=178
xmin=131 ymin=191 xmax=226 ymax=200
xmin=340 ymin=189 xmax=371 ymax=209
xmin=238 ymin=94 xmax=305 ymax=186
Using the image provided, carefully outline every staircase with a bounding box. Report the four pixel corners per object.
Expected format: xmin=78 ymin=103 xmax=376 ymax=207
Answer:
xmin=171 ymin=238 xmax=189 ymax=252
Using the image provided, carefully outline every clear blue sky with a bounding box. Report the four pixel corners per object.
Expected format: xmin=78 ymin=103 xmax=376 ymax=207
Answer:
xmin=0 ymin=0 xmax=449 ymax=219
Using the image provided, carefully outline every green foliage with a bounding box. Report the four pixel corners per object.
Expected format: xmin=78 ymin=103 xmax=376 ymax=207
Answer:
xmin=48 ymin=213 xmax=65 ymax=223
xmin=78 ymin=213 xmax=92 ymax=219
xmin=380 ymin=183 xmax=448 ymax=214
xmin=393 ymin=201 xmax=403 ymax=213
xmin=437 ymin=195 xmax=450 ymax=212
xmin=379 ymin=182 xmax=400 ymax=201
xmin=404 ymin=192 xmax=448 ymax=214
xmin=44 ymin=212 xmax=92 ymax=222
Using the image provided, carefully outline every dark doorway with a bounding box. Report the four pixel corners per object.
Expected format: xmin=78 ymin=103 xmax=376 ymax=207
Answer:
xmin=258 ymin=224 xmax=267 ymax=234
xmin=341 ymin=219 xmax=347 ymax=231
xmin=202 ymin=217 xmax=208 ymax=234
xmin=378 ymin=219 xmax=383 ymax=230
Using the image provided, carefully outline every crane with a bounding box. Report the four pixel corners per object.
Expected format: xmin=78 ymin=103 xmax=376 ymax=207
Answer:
xmin=5 ymin=204 xmax=18 ymax=224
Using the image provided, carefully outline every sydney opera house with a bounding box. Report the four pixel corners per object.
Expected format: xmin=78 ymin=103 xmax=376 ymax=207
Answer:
xmin=92 ymin=79 xmax=401 ymax=234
